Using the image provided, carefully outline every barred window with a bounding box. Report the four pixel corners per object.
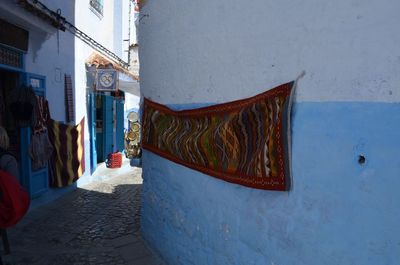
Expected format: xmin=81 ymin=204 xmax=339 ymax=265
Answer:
xmin=0 ymin=45 xmax=23 ymax=69
xmin=89 ymin=0 xmax=104 ymax=18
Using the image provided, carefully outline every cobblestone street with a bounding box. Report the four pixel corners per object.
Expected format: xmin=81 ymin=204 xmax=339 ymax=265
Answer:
xmin=1 ymin=163 xmax=164 ymax=265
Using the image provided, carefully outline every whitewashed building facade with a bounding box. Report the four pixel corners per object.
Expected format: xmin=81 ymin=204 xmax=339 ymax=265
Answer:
xmin=0 ymin=0 xmax=139 ymax=202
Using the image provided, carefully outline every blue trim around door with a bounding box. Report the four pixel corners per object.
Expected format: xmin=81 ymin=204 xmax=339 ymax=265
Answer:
xmin=88 ymin=93 xmax=97 ymax=173
xmin=102 ymin=94 xmax=114 ymax=161
xmin=20 ymin=73 xmax=49 ymax=198
xmin=116 ymin=99 xmax=124 ymax=152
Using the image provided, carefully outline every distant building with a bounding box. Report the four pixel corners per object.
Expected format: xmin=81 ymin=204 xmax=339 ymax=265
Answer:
xmin=0 ymin=0 xmax=139 ymax=201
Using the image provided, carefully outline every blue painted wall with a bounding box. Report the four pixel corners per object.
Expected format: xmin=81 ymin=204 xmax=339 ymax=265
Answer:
xmin=141 ymin=102 xmax=400 ymax=265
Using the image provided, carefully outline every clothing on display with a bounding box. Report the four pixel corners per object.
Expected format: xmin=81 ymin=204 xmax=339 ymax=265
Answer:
xmin=29 ymin=132 xmax=53 ymax=171
xmin=29 ymin=96 xmax=53 ymax=171
xmin=8 ymin=85 xmax=37 ymax=128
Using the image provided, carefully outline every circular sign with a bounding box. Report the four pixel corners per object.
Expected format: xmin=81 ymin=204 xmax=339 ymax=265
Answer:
xmin=99 ymin=72 xmax=114 ymax=87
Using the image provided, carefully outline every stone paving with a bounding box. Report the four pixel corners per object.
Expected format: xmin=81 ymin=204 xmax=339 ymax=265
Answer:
xmin=1 ymin=162 xmax=165 ymax=265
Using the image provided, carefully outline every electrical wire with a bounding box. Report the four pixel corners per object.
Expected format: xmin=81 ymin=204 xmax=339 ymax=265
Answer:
xmin=18 ymin=0 xmax=130 ymax=69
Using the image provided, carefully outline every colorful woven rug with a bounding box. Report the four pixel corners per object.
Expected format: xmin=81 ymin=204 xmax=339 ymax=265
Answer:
xmin=47 ymin=118 xmax=85 ymax=188
xmin=142 ymin=82 xmax=295 ymax=191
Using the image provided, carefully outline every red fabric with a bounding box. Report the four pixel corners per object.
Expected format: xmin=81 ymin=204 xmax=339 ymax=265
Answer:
xmin=0 ymin=170 xmax=30 ymax=228
xmin=106 ymin=152 xmax=122 ymax=168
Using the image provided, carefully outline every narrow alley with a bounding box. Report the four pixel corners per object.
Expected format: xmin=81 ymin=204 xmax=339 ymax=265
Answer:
xmin=2 ymin=160 xmax=164 ymax=265
xmin=0 ymin=0 xmax=399 ymax=264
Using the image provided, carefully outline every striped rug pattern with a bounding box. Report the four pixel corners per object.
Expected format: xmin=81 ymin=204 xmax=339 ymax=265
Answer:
xmin=142 ymin=82 xmax=295 ymax=191
xmin=47 ymin=118 xmax=85 ymax=188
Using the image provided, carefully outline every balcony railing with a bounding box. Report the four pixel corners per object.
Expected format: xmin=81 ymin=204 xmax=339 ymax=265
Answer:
xmin=0 ymin=45 xmax=23 ymax=69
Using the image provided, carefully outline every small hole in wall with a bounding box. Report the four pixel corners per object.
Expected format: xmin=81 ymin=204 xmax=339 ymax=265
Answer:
xmin=358 ymin=155 xmax=366 ymax=165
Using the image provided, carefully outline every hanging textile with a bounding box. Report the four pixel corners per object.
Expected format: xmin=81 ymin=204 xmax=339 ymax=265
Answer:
xmin=29 ymin=132 xmax=53 ymax=171
xmin=47 ymin=117 xmax=85 ymax=188
xmin=142 ymin=81 xmax=295 ymax=191
xmin=29 ymin=96 xmax=53 ymax=170
xmin=32 ymin=95 xmax=50 ymax=134
xmin=64 ymin=74 xmax=75 ymax=123
xmin=8 ymin=85 xmax=37 ymax=127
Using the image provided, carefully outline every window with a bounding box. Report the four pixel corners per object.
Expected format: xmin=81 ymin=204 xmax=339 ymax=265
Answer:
xmin=0 ymin=45 xmax=23 ymax=69
xmin=89 ymin=0 xmax=104 ymax=18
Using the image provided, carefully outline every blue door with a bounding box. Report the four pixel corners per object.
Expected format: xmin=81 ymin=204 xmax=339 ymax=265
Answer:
xmin=116 ymin=99 xmax=124 ymax=152
xmin=88 ymin=93 xmax=97 ymax=173
xmin=102 ymin=94 xmax=114 ymax=161
xmin=20 ymin=73 xmax=49 ymax=198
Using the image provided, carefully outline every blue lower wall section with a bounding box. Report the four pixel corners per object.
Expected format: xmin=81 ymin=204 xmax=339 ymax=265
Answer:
xmin=141 ymin=102 xmax=400 ymax=265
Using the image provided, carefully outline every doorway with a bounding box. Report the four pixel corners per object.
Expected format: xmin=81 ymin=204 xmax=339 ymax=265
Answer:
xmin=0 ymin=68 xmax=49 ymax=198
xmin=0 ymin=69 xmax=22 ymax=181
xmin=88 ymin=92 xmax=125 ymax=172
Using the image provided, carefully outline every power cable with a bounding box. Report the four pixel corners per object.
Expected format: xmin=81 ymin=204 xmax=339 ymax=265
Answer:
xmin=17 ymin=0 xmax=130 ymax=69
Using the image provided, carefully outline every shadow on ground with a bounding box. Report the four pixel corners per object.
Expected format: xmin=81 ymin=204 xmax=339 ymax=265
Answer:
xmin=1 ymin=170 xmax=164 ymax=265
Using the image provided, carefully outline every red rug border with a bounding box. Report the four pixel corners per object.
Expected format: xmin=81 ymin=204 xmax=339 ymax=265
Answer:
xmin=142 ymin=143 xmax=288 ymax=191
xmin=143 ymin=81 xmax=294 ymax=117
xmin=141 ymin=82 xmax=295 ymax=191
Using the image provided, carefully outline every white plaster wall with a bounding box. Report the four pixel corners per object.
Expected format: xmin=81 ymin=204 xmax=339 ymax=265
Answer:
xmin=0 ymin=0 xmax=75 ymax=122
xmin=140 ymin=0 xmax=400 ymax=103
xmin=73 ymin=0 xmax=132 ymax=176
xmin=74 ymin=0 xmax=131 ymax=124
xmin=75 ymin=1 xmax=115 ymax=57
xmin=0 ymin=0 xmax=131 ymax=189
xmin=74 ymin=0 xmax=130 ymax=117
xmin=3 ymin=0 xmax=133 ymax=127
xmin=130 ymin=4 xmax=138 ymax=45
xmin=129 ymin=46 xmax=139 ymax=75
xmin=125 ymin=93 xmax=140 ymax=111
xmin=25 ymin=30 xmax=75 ymax=122
xmin=122 ymin=0 xmax=131 ymax=62
xmin=113 ymin=1 xmax=123 ymax=59
xmin=139 ymin=1 xmax=400 ymax=264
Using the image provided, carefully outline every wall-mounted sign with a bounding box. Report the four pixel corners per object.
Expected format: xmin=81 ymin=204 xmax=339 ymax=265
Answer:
xmin=96 ymin=69 xmax=118 ymax=91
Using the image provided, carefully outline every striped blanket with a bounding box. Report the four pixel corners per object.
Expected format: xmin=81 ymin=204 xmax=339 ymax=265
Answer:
xmin=47 ymin=118 xmax=85 ymax=188
xmin=142 ymin=82 xmax=295 ymax=191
